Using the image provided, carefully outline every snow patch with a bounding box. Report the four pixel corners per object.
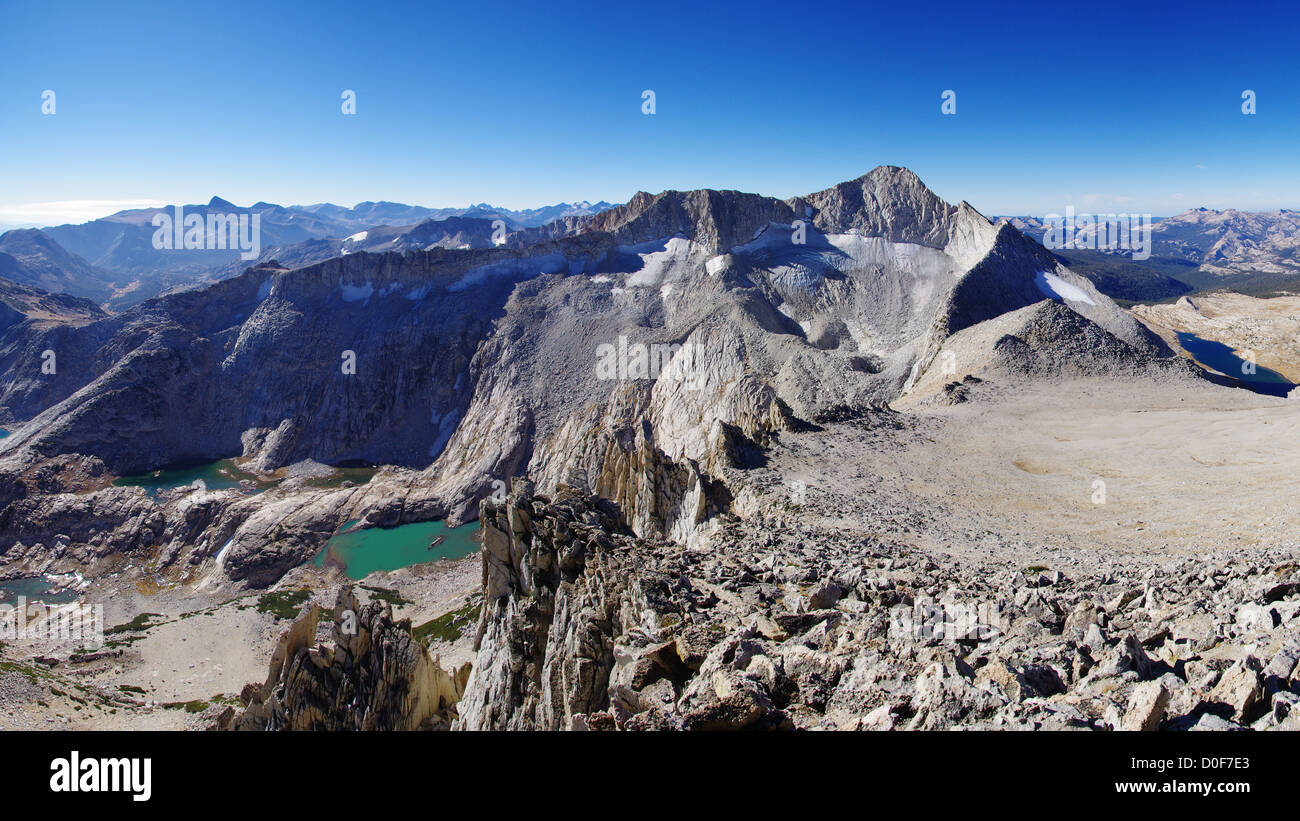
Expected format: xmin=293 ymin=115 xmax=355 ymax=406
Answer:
xmin=626 ymin=237 xmax=694 ymax=288
xmin=197 ymin=538 xmax=234 ymax=591
xmin=428 ymin=409 xmax=461 ymax=458
xmin=448 ymin=253 xmax=566 ymax=292
xmin=1035 ymin=271 xmax=1096 ymax=306
xmin=339 ymin=278 xmax=374 ymax=303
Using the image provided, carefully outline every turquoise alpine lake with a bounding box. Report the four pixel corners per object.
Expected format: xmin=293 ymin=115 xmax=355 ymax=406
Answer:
xmin=1176 ymin=332 xmax=1296 ymax=398
xmin=314 ymin=519 xmax=480 ymax=580
xmin=113 ymin=459 xmax=263 ymax=498
xmin=0 ymin=575 xmax=80 ymax=605
xmin=112 ymin=459 xmax=378 ymax=499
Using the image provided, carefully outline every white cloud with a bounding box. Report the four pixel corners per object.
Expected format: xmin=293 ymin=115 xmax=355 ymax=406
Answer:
xmin=0 ymin=199 xmax=168 ymax=227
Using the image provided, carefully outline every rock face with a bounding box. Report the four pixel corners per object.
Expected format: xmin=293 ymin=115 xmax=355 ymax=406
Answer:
xmin=793 ymin=166 xmax=968 ymax=246
xmin=454 ymin=486 xmax=650 ymax=730
xmin=0 ymin=253 xmax=516 ymax=474
xmin=231 ymin=587 xmax=470 ymax=731
xmin=581 ymin=188 xmax=797 ymax=254
xmin=452 ymin=488 xmax=1300 ymax=732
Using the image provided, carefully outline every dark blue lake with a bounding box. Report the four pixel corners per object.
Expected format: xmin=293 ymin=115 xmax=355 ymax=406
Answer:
xmin=1176 ymin=332 xmax=1296 ymax=397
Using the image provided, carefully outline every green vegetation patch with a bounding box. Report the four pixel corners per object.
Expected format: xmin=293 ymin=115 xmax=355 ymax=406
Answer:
xmin=255 ymin=589 xmax=313 ymax=620
xmin=0 ymin=659 xmax=52 ymax=684
xmin=413 ymin=598 xmax=481 ymax=646
xmin=106 ymin=612 xmax=166 ymax=635
xmin=360 ymin=584 xmax=412 ymax=607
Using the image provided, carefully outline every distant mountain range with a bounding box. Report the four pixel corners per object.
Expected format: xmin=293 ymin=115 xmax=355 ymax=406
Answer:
xmin=293 ymin=199 xmax=616 ymax=231
xmin=0 ymin=229 xmax=117 ymax=303
xmin=5 ymin=195 xmax=1299 ymax=317
xmin=0 ymin=198 xmax=616 ymax=311
xmin=1000 ymin=208 xmax=1300 ymax=300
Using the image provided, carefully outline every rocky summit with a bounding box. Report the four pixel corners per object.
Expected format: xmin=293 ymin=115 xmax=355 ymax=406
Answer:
xmin=3 ymin=167 xmax=1299 ymax=733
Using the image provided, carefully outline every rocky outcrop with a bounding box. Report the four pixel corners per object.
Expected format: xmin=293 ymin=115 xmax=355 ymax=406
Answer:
xmin=902 ymin=300 xmax=1199 ymax=402
xmin=455 ymin=485 xmax=678 ymax=730
xmin=989 ymin=300 xmax=1184 ymax=378
xmin=230 ymin=587 xmax=470 ymax=731
xmin=456 ymin=488 xmax=1300 ymax=731
xmin=530 ymin=384 xmax=739 ymax=543
xmin=219 ymin=488 xmax=357 ymax=587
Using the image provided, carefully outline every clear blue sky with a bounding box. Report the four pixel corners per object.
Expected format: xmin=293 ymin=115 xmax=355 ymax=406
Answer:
xmin=2 ymin=0 xmax=1299 ymax=224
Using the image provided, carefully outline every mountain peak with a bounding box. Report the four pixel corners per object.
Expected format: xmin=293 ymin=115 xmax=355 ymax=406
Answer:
xmin=790 ymin=165 xmax=967 ymax=248
xmin=208 ymin=196 xmax=237 ymax=210
xmin=587 ymin=187 xmax=794 ymax=253
xmin=852 ymin=165 xmax=923 ymax=185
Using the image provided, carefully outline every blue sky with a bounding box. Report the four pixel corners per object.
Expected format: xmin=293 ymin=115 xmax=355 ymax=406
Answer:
xmin=2 ymin=0 xmax=1298 ymax=225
